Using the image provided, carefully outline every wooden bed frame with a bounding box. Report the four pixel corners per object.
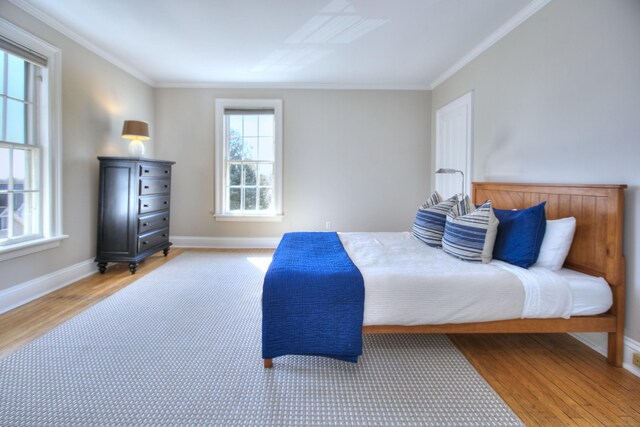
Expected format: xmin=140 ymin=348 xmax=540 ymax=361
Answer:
xmin=264 ymin=182 xmax=626 ymax=368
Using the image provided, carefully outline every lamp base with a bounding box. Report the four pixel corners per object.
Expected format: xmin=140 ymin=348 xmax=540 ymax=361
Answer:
xmin=128 ymin=140 xmax=145 ymax=157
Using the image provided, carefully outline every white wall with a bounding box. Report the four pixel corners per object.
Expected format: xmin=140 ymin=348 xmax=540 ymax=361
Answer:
xmin=0 ymin=2 xmax=154 ymax=291
xmin=154 ymin=88 xmax=431 ymax=238
xmin=431 ymin=0 xmax=640 ymax=343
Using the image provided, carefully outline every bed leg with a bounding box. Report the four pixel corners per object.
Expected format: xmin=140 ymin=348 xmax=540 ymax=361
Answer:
xmin=264 ymin=358 xmax=273 ymax=368
xmin=607 ymin=331 xmax=623 ymax=367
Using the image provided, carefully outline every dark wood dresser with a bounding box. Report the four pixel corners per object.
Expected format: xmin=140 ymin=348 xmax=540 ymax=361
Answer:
xmin=95 ymin=157 xmax=175 ymax=274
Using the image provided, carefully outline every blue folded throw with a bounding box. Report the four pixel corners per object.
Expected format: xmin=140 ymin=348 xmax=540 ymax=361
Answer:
xmin=262 ymin=232 xmax=365 ymax=363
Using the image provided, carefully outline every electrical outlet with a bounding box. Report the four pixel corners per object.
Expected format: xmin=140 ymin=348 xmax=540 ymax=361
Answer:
xmin=633 ymin=353 xmax=640 ymax=368
xmin=325 ymin=221 xmax=331 ymax=230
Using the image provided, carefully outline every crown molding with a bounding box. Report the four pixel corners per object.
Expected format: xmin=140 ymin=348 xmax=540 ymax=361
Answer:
xmin=6 ymin=0 xmax=549 ymax=92
xmin=429 ymin=0 xmax=551 ymax=90
xmin=6 ymin=0 xmax=155 ymax=86
xmin=153 ymin=81 xmax=430 ymax=91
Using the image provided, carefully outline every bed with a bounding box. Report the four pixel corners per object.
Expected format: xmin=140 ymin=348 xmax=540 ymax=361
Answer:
xmin=262 ymin=182 xmax=626 ymax=368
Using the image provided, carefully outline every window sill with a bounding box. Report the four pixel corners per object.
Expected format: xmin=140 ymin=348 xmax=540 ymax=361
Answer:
xmin=213 ymin=214 xmax=284 ymax=222
xmin=0 ymin=235 xmax=69 ymax=262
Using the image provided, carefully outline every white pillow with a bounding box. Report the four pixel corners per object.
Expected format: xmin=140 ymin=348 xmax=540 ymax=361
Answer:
xmin=534 ymin=217 xmax=577 ymax=271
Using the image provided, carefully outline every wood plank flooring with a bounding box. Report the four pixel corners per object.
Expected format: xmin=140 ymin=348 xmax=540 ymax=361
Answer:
xmin=1 ymin=249 xmax=639 ymax=426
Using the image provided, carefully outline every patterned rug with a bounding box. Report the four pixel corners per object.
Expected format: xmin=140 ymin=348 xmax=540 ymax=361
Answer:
xmin=0 ymin=252 xmax=522 ymax=426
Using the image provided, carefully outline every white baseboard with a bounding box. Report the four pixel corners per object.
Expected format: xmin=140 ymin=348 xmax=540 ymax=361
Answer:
xmin=171 ymin=235 xmax=281 ymax=249
xmin=0 ymin=258 xmax=96 ymax=315
xmin=570 ymin=332 xmax=640 ymax=378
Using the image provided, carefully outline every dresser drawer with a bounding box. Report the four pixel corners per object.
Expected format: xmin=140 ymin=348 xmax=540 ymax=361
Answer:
xmin=140 ymin=178 xmax=170 ymax=195
xmin=139 ymin=196 xmax=170 ymax=214
xmin=139 ymin=164 xmax=171 ymax=177
xmin=138 ymin=211 xmax=169 ymax=234
xmin=138 ymin=228 xmax=169 ymax=252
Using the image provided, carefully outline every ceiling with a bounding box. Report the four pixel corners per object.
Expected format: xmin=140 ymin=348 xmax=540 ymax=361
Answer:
xmin=12 ymin=0 xmax=540 ymax=89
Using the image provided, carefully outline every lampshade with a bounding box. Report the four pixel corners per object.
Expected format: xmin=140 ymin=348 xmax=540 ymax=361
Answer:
xmin=121 ymin=120 xmax=150 ymax=141
xmin=435 ymin=168 xmax=460 ymax=174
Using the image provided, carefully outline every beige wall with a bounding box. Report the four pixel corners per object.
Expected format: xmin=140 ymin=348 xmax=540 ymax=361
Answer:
xmin=0 ymin=2 xmax=154 ymax=291
xmin=154 ymin=88 xmax=431 ymax=238
xmin=431 ymin=0 xmax=640 ymax=342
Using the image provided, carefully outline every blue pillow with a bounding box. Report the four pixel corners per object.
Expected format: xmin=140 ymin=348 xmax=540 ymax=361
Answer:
xmin=492 ymin=202 xmax=547 ymax=268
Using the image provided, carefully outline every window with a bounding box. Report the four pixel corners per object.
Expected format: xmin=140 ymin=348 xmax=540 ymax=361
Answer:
xmin=0 ymin=46 xmax=41 ymax=244
xmin=214 ymin=99 xmax=283 ymax=221
xmin=0 ymin=19 xmax=64 ymax=261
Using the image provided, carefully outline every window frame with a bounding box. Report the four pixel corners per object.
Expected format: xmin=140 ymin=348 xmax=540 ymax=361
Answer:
xmin=214 ymin=98 xmax=283 ymax=222
xmin=0 ymin=18 xmax=66 ymax=262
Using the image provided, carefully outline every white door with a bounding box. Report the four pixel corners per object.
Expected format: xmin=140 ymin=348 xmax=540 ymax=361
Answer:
xmin=435 ymin=91 xmax=473 ymax=199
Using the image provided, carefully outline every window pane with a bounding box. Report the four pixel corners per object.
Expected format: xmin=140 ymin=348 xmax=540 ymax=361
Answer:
xmin=0 ymin=147 xmax=8 ymax=189
xmin=259 ymin=188 xmax=272 ymax=211
xmin=0 ymin=101 xmax=4 ymax=139
xmin=0 ymin=53 xmax=4 ymax=95
xmin=13 ymin=148 xmax=35 ymax=190
xmin=228 ymin=115 xmax=243 ymax=136
xmin=245 ymin=187 xmax=256 ymax=210
xmin=6 ymin=99 xmax=26 ymax=144
xmin=258 ymin=164 xmax=273 ymax=186
xmin=229 ymin=188 xmax=241 ymax=211
xmin=0 ymin=148 xmax=7 ymax=239
xmin=243 ymin=137 xmax=257 ymax=160
xmin=0 ymin=200 xmax=7 ymax=239
xmin=258 ymin=137 xmax=275 ymax=162
xmin=228 ymin=134 xmax=243 ymax=160
xmin=258 ymin=115 xmax=274 ymax=137
xmin=13 ymin=191 xmax=39 ymax=238
xmin=7 ymin=54 xmax=26 ymax=101
xmin=243 ymin=164 xmax=256 ymax=186
xmin=228 ymin=164 xmax=241 ymax=186
xmin=243 ymin=115 xmax=258 ymax=137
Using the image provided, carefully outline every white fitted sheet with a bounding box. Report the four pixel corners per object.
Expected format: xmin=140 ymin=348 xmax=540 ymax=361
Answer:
xmin=339 ymin=232 xmax=577 ymax=326
xmin=556 ymin=268 xmax=613 ymax=316
xmin=338 ymin=232 xmax=611 ymax=325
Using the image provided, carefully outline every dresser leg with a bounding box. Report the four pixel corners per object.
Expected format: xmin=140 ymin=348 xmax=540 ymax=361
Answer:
xmin=129 ymin=262 xmax=138 ymax=274
xmin=163 ymin=248 xmax=170 ymax=257
xmin=97 ymin=262 xmax=107 ymax=274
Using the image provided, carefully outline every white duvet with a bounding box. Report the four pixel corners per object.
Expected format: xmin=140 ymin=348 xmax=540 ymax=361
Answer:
xmin=338 ymin=232 xmax=573 ymax=326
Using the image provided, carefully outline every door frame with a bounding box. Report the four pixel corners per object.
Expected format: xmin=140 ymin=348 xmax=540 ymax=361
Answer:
xmin=434 ymin=91 xmax=474 ymax=197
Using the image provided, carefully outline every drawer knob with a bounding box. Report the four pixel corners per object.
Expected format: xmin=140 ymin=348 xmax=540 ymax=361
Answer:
xmin=142 ymin=241 xmax=148 ymax=245
xmin=164 ymin=170 xmax=169 ymax=174
xmin=163 ymin=217 xmax=167 ymax=221
xmin=164 ymin=185 xmax=168 ymax=188
xmin=163 ymin=201 xmax=168 ymax=205
xmin=144 ymin=169 xmax=149 ymax=173
xmin=144 ymin=185 xmax=149 ymax=189
xmin=142 ymin=222 xmax=148 ymax=227
xmin=162 ymin=234 xmax=167 ymax=237
xmin=143 ymin=204 xmax=149 ymax=208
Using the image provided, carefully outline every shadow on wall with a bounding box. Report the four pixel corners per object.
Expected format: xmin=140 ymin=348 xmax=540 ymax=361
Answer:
xmin=482 ymin=132 xmax=525 ymax=181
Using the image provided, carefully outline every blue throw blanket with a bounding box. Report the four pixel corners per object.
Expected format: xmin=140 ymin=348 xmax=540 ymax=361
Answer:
xmin=262 ymin=232 xmax=365 ymax=363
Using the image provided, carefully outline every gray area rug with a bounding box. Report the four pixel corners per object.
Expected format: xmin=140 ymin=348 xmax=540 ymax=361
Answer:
xmin=0 ymin=252 xmax=522 ymax=426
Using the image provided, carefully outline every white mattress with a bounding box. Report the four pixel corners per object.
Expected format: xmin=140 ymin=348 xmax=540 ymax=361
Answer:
xmin=556 ymin=268 xmax=612 ymax=316
xmin=338 ymin=232 xmax=611 ymax=326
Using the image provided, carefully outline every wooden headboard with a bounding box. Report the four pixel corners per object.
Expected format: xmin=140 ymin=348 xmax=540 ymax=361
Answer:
xmin=472 ymin=182 xmax=626 ymax=288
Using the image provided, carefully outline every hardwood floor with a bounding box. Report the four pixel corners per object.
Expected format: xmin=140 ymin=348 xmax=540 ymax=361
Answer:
xmin=1 ymin=249 xmax=639 ymax=426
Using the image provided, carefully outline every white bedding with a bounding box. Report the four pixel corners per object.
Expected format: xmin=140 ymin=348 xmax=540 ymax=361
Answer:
xmin=338 ymin=232 xmax=609 ymax=326
xmin=556 ymin=268 xmax=612 ymax=315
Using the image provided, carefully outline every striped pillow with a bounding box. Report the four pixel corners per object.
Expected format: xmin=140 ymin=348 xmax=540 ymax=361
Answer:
xmin=419 ymin=191 xmax=443 ymax=209
xmin=412 ymin=193 xmax=459 ymax=248
xmin=442 ymin=200 xmax=499 ymax=263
